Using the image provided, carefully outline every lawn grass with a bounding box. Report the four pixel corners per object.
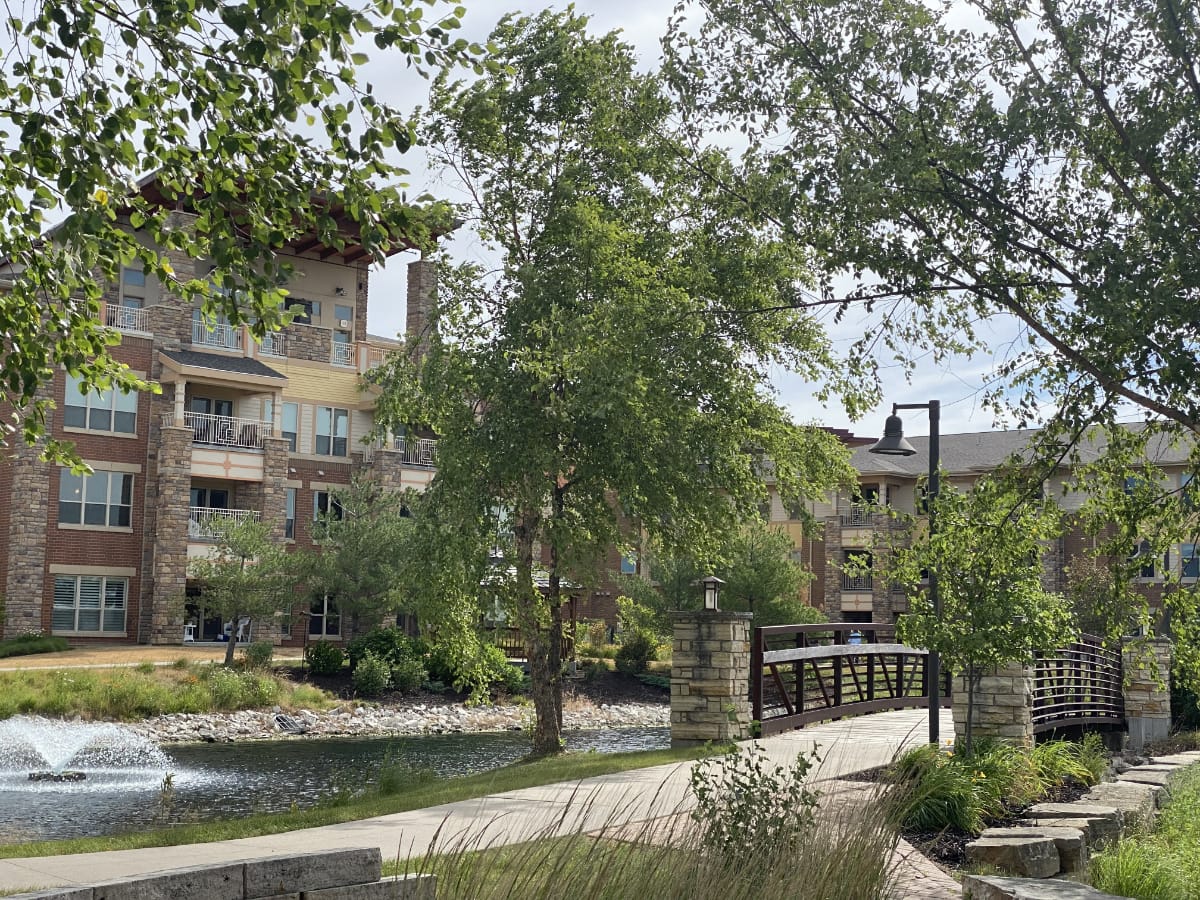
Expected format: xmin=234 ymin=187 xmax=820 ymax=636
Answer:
xmin=0 ymin=663 xmax=334 ymax=720
xmin=0 ymin=745 xmax=712 ymax=859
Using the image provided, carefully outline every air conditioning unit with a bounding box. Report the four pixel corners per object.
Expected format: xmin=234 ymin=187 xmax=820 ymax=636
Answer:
xmin=337 ymin=319 xmax=351 ymax=329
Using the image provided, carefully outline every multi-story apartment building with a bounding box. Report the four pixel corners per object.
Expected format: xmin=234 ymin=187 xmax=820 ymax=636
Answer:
xmin=793 ymin=427 xmax=1192 ymax=625
xmin=0 ymin=199 xmax=440 ymax=647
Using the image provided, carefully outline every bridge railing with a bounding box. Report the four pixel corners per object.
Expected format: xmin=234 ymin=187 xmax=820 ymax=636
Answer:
xmin=750 ymin=623 xmax=951 ymax=736
xmin=1032 ymin=633 xmax=1124 ymax=733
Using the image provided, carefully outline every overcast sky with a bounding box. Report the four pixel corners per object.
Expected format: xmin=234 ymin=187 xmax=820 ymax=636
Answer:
xmin=360 ymin=0 xmax=1026 ymax=441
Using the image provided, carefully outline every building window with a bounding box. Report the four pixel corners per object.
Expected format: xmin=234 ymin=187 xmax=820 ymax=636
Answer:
xmin=63 ymin=375 xmax=137 ymax=434
xmin=619 ymin=554 xmax=637 ymax=575
xmin=266 ymin=400 xmax=298 ymax=451
xmin=285 ymin=488 xmax=296 ymax=539
xmin=1129 ymin=540 xmax=1164 ymax=580
xmin=315 ymin=407 xmax=348 ymax=456
xmin=52 ymin=575 xmax=127 ymax=634
xmin=59 ymin=470 xmax=133 ymax=528
xmin=291 ymin=299 xmax=321 ymax=324
xmin=310 ymin=594 xmax=340 ymax=638
xmin=1183 ymin=544 xmax=1199 ymax=580
xmin=119 ymin=266 xmax=145 ymax=307
xmin=1184 ymin=473 xmax=1195 ymax=509
xmin=334 ymin=303 xmax=353 ymax=324
xmin=313 ymin=491 xmax=344 ymax=521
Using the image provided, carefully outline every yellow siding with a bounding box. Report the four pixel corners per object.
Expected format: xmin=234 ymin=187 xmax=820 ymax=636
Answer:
xmin=273 ymin=360 xmax=369 ymax=407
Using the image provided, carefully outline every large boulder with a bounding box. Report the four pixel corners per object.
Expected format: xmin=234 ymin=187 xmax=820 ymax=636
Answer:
xmin=965 ymin=835 xmax=1060 ymax=878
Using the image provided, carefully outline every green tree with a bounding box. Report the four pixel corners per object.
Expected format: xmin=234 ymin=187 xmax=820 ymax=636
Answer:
xmin=719 ymin=520 xmax=819 ymax=626
xmin=302 ymin=477 xmax=415 ymax=635
xmin=188 ymin=518 xmax=295 ymax=667
xmin=665 ymin=0 xmax=1200 ymax=454
xmin=884 ymin=478 xmax=1075 ymax=753
xmin=0 ymin=0 xmax=481 ymax=465
xmin=373 ymin=10 xmax=856 ymax=753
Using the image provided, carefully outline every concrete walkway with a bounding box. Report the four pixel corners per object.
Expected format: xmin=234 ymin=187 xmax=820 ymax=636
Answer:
xmin=0 ymin=709 xmax=957 ymax=898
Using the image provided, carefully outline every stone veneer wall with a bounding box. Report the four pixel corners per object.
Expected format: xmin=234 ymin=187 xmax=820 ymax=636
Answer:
xmin=670 ymin=610 xmax=753 ymax=745
xmin=1124 ymin=638 xmax=1172 ymax=750
xmin=4 ymin=433 xmax=50 ymax=636
xmin=952 ymin=662 xmax=1035 ymax=746
xmin=148 ymin=425 xmax=193 ymax=643
xmin=284 ymin=322 xmax=333 ymax=364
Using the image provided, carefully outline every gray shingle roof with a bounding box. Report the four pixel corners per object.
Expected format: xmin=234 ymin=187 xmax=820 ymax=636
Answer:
xmin=161 ymin=349 xmax=285 ymax=380
xmin=850 ymin=422 xmax=1193 ymax=477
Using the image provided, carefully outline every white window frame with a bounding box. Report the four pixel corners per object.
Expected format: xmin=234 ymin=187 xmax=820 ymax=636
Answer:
xmin=315 ymin=406 xmax=348 ymax=457
xmin=52 ymin=574 xmax=128 ymax=635
xmin=309 ymin=593 xmax=341 ymax=638
xmin=63 ymin=375 xmax=137 ymax=434
xmin=58 ymin=470 xmax=133 ymax=529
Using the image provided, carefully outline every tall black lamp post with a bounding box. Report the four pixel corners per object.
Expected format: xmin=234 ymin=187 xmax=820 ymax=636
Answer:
xmin=868 ymin=400 xmax=941 ymax=745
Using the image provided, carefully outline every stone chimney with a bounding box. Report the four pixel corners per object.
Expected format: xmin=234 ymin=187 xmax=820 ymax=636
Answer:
xmin=406 ymin=257 xmax=437 ymax=361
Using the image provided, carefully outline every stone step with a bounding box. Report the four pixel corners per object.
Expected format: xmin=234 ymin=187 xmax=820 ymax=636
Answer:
xmin=965 ymin=835 xmax=1060 ymax=878
xmin=962 ymin=873 xmax=1132 ymax=899
xmin=976 ymin=826 xmax=1086 ymax=874
xmin=1020 ymin=816 xmax=1119 ymax=848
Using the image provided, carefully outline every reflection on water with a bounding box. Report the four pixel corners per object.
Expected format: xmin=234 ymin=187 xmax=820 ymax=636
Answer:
xmin=0 ymin=727 xmax=669 ymax=842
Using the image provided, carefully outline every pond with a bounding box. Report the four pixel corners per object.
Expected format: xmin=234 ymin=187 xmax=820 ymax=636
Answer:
xmin=0 ymin=727 xmax=670 ymax=843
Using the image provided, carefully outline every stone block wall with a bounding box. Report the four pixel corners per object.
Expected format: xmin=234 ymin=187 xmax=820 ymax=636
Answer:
xmin=285 ymin=322 xmax=334 ymax=365
xmin=670 ymin=610 xmax=753 ymax=745
xmin=406 ymin=258 xmax=437 ymax=361
xmin=952 ymin=663 xmax=1034 ymax=746
xmin=148 ymin=425 xmax=192 ymax=644
xmin=1124 ymin=639 xmax=1171 ymax=750
xmin=4 ymin=434 xmax=50 ymax=636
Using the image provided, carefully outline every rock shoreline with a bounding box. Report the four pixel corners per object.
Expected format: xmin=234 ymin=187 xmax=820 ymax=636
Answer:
xmin=129 ymin=699 xmax=670 ymax=745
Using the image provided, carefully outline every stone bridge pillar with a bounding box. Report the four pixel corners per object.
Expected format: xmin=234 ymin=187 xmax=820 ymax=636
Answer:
xmin=952 ymin=663 xmax=1035 ymax=747
xmin=1124 ymin=639 xmax=1171 ymax=751
xmin=670 ymin=610 xmax=753 ymax=746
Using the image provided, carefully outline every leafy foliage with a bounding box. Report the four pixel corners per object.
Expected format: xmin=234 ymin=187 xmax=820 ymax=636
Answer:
xmin=351 ymin=652 xmax=391 ymax=698
xmin=301 ymin=479 xmax=417 ymax=631
xmin=239 ymin=641 xmax=274 ymax=672
xmin=883 ymin=477 xmax=1075 ymax=752
xmin=690 ymin=743 xmax=821 ymax=869
xmin=305 ymin=641 xmax=345 ymax=677
xmin=0 ymin=0 xmax=484 ymax=465
xmin=614 ymin=631 xmax=658 ymax=676
xmin=374 ymin=9 xmax=855 ymax=752
xmin=0 ymin=634 xmax=70 ymax=658
xmin=187 ymin=518 xmax=296 ymax=667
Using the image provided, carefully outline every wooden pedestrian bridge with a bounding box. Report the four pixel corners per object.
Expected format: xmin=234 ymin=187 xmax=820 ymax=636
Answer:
xmin=751 ymin=623 xmax=1126 ymax=737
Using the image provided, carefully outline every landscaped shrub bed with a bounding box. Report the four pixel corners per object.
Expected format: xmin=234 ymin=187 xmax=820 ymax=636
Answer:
xmin=886 ymin=736 xmax=1107 ymax=866
xmin=0 ymin=633 xmax=71 ymax=658
xmin=0 ymin=663 xmax=334 ymax=720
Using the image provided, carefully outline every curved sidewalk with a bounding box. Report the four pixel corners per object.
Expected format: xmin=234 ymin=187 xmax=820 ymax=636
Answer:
xmin=0 ymin=708 xmax=955 ymax=896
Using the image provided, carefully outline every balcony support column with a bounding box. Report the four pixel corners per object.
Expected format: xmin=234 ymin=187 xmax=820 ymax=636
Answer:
xmin=172 ymin=378 xmax=187 ymax=427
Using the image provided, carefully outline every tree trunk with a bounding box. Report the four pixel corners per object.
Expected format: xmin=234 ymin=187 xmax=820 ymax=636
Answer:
xmin=514 ymin=509 xmax=562 ymax=754
xmin=224 ymin=608 xmax=239 ymax=667
xmin=964 ymin=664 xmax=980 ymax=757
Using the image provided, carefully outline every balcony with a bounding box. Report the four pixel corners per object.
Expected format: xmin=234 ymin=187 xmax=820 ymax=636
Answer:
xmin=105 ymin=305 xmax=151 ymax=334
xmin=192 ymin=320 xmax=243 ymax=351
xmin=331 ymin=341 xmax=355 ymax=367
xmin=176 ymin=412 xmax=274 ymax=450
xmin=396 ymin=436 xmax=437 ymax=467
xmin=841 ymin=573 xmax=874 ymax=592
xmin=363 ymin=436 xmax=439 ymax=467
xmin=364 ymin=346 xmax=389 ymax=370
xmin=258 ymin=332 xmax=286 ymax=359
xmin=843 ymin=504 xmax=877 ymax=526
xmin=188 ymin=507 xmax=260 ymax=541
